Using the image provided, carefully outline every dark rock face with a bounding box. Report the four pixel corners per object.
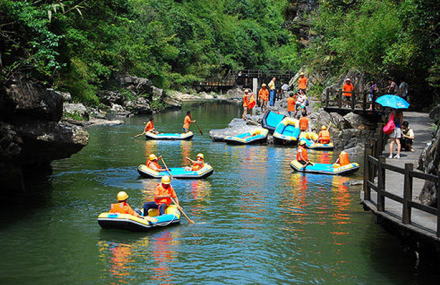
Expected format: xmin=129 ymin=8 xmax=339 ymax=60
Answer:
xmin=0 ymin=79 xmax=89 ymax=192
xmin=418 ymin=105 xmax=440 ymax=206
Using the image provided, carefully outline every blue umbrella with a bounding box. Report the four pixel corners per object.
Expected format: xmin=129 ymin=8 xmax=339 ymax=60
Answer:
xmin=375 ymin=94 xmax=409 ymax=109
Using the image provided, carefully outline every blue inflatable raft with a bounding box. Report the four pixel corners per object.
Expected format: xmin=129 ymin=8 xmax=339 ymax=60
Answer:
xmin=262 ymin=111 xmax=285 ymax=133
xmin=97 ymin=205 xmax=181 ymax=232
xmin=137 ymin=163 xmax=214 ymax=179
xmin=224 ymin=128 xmax=269 ymax=145
xmin=290 ymin=160 xmax=360 ymax=175
xmin=273 ymin=117 xmax=300 ymax=144
xmin=145 ymin=131 xmax=194 ymax=140
xmin=298 ymin=132 xmax=334 ymax=150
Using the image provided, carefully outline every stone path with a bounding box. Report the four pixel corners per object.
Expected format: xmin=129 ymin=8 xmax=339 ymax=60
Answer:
xmin=363 ymin=111 xmax=439 ymax=238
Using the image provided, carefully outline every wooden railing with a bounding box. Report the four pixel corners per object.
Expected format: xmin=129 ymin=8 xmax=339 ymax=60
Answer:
xmin=363 ymin=142 xmax=440 ymax=237
xmin=325 ymin=89 xmax=386 ymax=112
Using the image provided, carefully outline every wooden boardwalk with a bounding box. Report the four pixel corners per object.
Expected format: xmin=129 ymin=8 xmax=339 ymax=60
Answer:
xmin=361 ymin=112 xmax=440 ymax=253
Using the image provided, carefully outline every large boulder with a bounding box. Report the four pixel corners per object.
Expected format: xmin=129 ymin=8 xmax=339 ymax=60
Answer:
xmin=343 ymin=112 xmax=375 ymax=129
xmin=5 ymin=78 xmax=63 ymax=121
xmin=125 ymin=97 xmax=152 ymax=114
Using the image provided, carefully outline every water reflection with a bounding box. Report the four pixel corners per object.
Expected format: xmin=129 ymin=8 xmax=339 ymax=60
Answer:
xmin=180 ymin=140 xmax=192 ymax=166
xmin=150 ymin=231 xmax=179 ymax=284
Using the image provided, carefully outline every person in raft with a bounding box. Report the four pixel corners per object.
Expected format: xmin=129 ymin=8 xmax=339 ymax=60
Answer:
xmin=146 ymin=154 xmax=167 ymax=172
xmin=259 ymin=83 xmax=269 ymax=113
xmin=299 ymin=111 xmax=309 ymax=132
xmin=317 ymin=125 xmax=331 ymax=144
xmin=183 ymin=111 xmax=196 ymax=133
xmin=333 ymin=151 xmax=350 ymax=167
xmin=144 ymin=117 xmax=159 ymax=134
xmin=297 ymin=140 xmax=313 ymax=166
xmin=109 ymin=191 xmax=140 ymax=217
xmin=143 ymin=176 xmax=182 ymax=216
xmin=185 ymin=153 xmax=205 ymax=171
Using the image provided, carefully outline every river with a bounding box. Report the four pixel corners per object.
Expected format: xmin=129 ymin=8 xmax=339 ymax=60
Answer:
xmin=0 ymin=101 xmax=437 ymax=284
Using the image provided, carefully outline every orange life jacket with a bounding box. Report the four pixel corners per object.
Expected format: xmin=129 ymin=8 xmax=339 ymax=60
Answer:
xmin=297 ymin=146 xmax=308 ymax=161
xmin=145 ymin=121 xmax=154 ymax=132
xmin=109 ymin=202 xmax=136 ymax=216
xmin=299 ymin=117 xmax=309 ymax=131
xmin=191 ymin=160 xmax=204 ymax=171
xmin=318 ymin=130 xmax=331 ymax=143
xmin=147 ymin=160 xmax=162 ymax=170
xmin=154 ymin=183 xmax=177 ymax=206
xmin=339 ymin=152 xmax=350 ymax=166
xmin=243 ymin=94 xmax=249 ymax=107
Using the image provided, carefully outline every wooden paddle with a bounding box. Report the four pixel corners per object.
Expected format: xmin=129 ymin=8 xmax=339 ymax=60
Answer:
xmin=303 ymin=160 xmax=314 ymax=169
xmin=195 ymin=121 xmax=203 ymax=135
xmin=171 ymin=197 xmax=195 ymax=224
xmin=160 ymin=157 xmax=174 ymax=179
xmin=134 ymin=132 xmax=145 ymax=138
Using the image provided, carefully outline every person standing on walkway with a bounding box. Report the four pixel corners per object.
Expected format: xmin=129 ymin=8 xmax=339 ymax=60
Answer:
xmin=342 ymin=78 xmax=354 ymax=108
xmin=299 ymin=111 xmax=309 ymax=133
xmin=281 ymin=82 xmax=290 ymax=98
xmin=368 ymin=80 xmax=378 ymax=110
xmin=268 ymin=77 xmax=276 ymax=106
xmin=401 ymin=121 xmax=415 ymax=152
xmin=399 ymin=80 xmax=409 ymax=101
xmin=383 ymin=79 xmax=398 ymax=95
xmin=298 ymin=72 xmax=307 ymax=93
xmin=183 ymin=111 xmax=196 ymax=133
xmin=242 ymin=89 xmax=251 ymax=121
xmin=287 ymin=93 xmax=296 ymax=117
xmin=389 ymin=109 xmax=403 ymax=159
xmin=259 ymin=83 xmax=269 ymax=113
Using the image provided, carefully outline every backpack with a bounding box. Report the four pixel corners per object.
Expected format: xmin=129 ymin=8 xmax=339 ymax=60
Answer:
xmin=383 ymin=112 xmax=395 ymax=134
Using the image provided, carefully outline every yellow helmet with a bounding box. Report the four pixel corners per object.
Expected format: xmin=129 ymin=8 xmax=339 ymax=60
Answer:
xmin=161 ymin=175 xmax=171 ymax=184
xmin=117 ymin=191 xmax=129 ymax=201
xmin=149 ymin=154 xmax=157 ymax=161
xmin=321 ymin=126 xmax=327 ymax=130
xmin=244 ymin=89 xmax=249 ymax=93
xmin=262 ymin=83 xmax=266 ymax=87
xmin=196 ymin=153 xmax=204 ymax=159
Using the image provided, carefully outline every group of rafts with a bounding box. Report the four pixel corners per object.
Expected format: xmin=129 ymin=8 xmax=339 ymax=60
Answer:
xmin=98 ymin=110 xmax=359 ymax=232
xmin=224 ymin=111 xmax=360 ymax=175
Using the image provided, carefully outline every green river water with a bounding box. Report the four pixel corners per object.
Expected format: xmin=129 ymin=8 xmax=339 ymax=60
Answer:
xmin=0 ymin=101 xmax=438 ymax=284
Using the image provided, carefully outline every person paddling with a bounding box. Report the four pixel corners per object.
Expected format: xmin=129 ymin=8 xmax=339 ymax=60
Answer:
xmin=185 ymin=153 xmax=205 ymax=171
xmin=297 ymin=140 xmax=313 ymax=167
xmin=144 ymin=117 xmax=159 ymax=134
xmin=146 ymin=154 xmax=167 ymax=172
xmin=183 ymin=111 xmax=196 ymax=133
xmin=143 ymin=176 xmax=182 ymax=216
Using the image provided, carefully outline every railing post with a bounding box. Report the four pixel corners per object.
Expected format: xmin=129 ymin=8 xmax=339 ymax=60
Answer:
xmin=377 ymin=156 xmax=386 ymax=212
xmin=363 ymin=143 xmax=372 ymax=200
xmin=325 ymin=88 xmax=329 ymax=108
xmin=437 ymin=177 xmax=440 ymax=237
xmin=362 ymin=90 xmax=367 ymax=111
xmin=351 ymin=90 xmax=355 ymax=110
xmin=338 ymin=90 xmax=342 ymax=109
xmin=402 ymin=163 xmax=413 ymax=224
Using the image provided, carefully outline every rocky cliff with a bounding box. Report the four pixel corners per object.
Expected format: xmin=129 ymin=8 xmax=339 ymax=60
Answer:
xmin=0 ymin=78 xmax=89 ymax=192
xmin=418 ymin=105 xmax=440 ymax=206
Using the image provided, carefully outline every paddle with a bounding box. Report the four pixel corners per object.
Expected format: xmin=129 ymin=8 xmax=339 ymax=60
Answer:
xmin=160 ymin=157 xmax=174 ymax=179
xmin=195 ymin=121 xmax=203 ymax=135
xmin=303 ymin=160 xmax=314 ymax=169
xmin=171 ymin=197 xmax=195 ymax=224
xmin=134 ymin=132 xmax=145 ymax=138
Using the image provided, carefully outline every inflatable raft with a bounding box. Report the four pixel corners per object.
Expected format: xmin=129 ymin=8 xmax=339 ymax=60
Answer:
xmin=273 ymin=117 xmax=300 ymax=144
xmin=262 ymin=111 xmax=285 ymax=133
xmin=97 ymin=205 xmax=181 ymax=232
xmin=137 ymin=163 xmax=214 ymax=179
xmin=290 ymin=160 xmax=360 ymax=175
xmin=145 ymin=131 xmax=194 ymax=140
xmin=224 ymin=128 xmax=269 ymax=145
xmin=299 ymin=132 xmax=334 ymax=150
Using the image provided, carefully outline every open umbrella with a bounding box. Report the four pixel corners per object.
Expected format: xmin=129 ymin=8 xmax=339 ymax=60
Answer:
xmin=375 ymin=94 xmax=409 ymax=109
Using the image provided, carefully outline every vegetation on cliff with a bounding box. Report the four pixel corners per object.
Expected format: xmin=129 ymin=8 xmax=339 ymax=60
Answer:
xmin=0 ymin=0 xmax=297 ymax=105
